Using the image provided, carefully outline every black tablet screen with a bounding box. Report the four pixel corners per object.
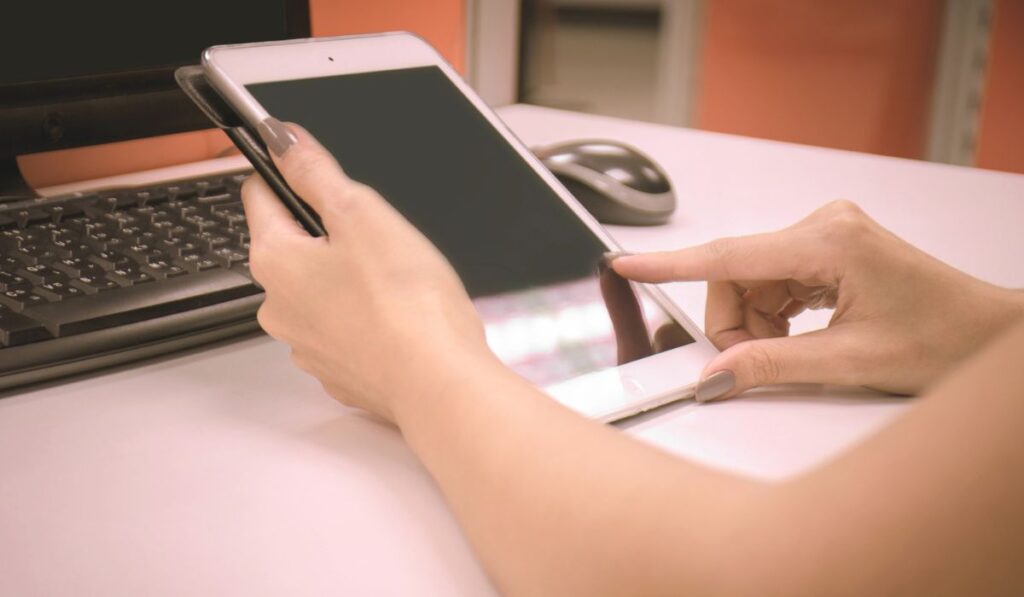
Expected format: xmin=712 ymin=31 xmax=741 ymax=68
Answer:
xmin=248 ymin=66 xmax=693 ymax=385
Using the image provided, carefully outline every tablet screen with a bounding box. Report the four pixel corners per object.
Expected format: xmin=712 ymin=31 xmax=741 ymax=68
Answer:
xmin=247 ymin=66 xmax=693 ymax=386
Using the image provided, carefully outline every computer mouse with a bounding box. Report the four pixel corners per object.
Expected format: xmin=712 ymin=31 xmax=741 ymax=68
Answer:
xmin=534 ymin=139 xmax=676 ymax=226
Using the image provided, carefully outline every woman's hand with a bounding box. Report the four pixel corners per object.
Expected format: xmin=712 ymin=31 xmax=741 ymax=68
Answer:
xmin=241 ymin=120 xmax=492 ymax=422
xmin=612 ymin=200 xmax=1024 ymax=402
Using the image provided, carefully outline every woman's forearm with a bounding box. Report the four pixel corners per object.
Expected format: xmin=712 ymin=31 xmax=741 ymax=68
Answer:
xmin=394 ymin=318 xmax=1024 ymax=596
xmin=393 ymin=354 xmax=770 ymax=596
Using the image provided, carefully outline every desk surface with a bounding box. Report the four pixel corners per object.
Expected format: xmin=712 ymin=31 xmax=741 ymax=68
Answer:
xmin=2 ymin=105 xmax=1022 ymax=596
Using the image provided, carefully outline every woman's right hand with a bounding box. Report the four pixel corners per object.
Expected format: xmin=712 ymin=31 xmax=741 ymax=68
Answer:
xmin=612 ymin=200 xmax=1024 ymax=402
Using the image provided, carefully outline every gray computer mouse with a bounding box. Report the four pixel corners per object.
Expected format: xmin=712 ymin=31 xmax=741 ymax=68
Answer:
xmin=534 ymin=139 xmax=676 ymax=226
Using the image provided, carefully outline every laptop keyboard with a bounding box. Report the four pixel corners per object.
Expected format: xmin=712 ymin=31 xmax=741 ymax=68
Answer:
xmin=0 ymin=169 xmax=265 ymax=390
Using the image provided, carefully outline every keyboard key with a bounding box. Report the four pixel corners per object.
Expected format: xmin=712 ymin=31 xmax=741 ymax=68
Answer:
xmin=33 ymin=281 xmax=85 ymax=302
xmin=107 ymin=266 xmax=155 ymax=287
xmin=84 ymin=230 xmax=114 ymax=251
xmin=170 ymin=188 xmax=198 ymax=202
xmin=104 ymin=236 xmax=125 ymax=251
xmin=0 ymin=288 xmax=48 ymax=312
xmin=70 ymin=274 xmax=120 ymax=294
xmin=52 ymin=257 xmax=88 ymax=277
xmin=174 ymin=254 xmax=202 ymax=273
xmin=89 ymin=250 xmax=131 ymax=271
xmin=134 ymin=249 xmax=170 ymax=266
xmin=184 ymin=216 xmax=219 ymax=232
xmin=24 ymin=268 xmax=259 ymax=336
xmin=0 ymin=271 xmax=31 ymax=292
xmin=99 ymin=194 xmax=137 ymax=211
xmin=13 ymin=208 xmax=49 ymax=228
xmin=16 ymin=264 xmax=63 ymax=285
xmin=1 ymin=256 xmax=23 ymax=272
xmin=140 ymin=259 xmax=181 ymax=280
xmin=135 ymin=191 xmax=168 ymax=207
xmin=224 ymin=214 xmax=247 ymax=229
xmin=205 ymin=235 xmax=231 ymax=252
xmin=211 ymin=248 xmax=247 ymax=268
xmin=0 ymin=305 xmax=52 ymax=346
xmin=165 ymin=264 xmax=188 ymax=277
xmin=81 ymin=201 xmax=109 ymax=218
xmin=12 ymin=245 xmax=43 ymax=265
xmin=103 ymin=212 xmax=138 ymax=228
xmin=173 ymin=242 xmax=202 ymax=258
xmin=117 ymin=225 xmax=145 ymax=242
xmin=49 ymin=235 xmax=77 ymax=258
xmin=198 ymin=192 xmax=234 ymax=206
xmin=150 ymin=220 xmax=175 ymax=235
xmin=58 ymin=221 xmax=88 ymax=237
xmin=212 ymin=201 xmax=243 ymax=214
xmin=136 ymin=231 xmax=159 ymax=245
xmin=43 ymin=203 xmax=76 ymax=224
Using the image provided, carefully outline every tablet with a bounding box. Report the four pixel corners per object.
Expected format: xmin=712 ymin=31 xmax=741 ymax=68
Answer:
xmin=202 ymin=33 xmax=718 ymax=422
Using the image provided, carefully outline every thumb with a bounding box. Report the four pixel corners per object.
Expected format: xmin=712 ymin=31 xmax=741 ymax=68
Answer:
xmin=694 ymin=330 xmax=849 ymax=403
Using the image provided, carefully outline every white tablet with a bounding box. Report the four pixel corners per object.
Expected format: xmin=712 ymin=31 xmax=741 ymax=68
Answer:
xmin=202 ymin=32 xmax=718 ymax=422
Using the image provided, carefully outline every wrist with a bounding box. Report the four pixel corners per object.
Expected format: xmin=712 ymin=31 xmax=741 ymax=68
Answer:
xmin=390 ymin=343 xmax=511 ymax=429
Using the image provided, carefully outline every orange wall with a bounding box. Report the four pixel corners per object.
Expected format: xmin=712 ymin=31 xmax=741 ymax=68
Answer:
xmin=309 ymin=0 xmax=465 ymax=70
xmin=975 ymin=0 xmax=1024 ymax=174
xmin=695 ymin=0 xmax=942 ymax=159
xmin=20 ymin=0 xmax=465 ymax=188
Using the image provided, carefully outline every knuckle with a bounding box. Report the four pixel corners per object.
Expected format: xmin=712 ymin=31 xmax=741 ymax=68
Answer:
xmin=744 ymin=344 xmax=782 ymax=386
xmin=286 ymin=147 xmax=331 ymax=183
xmin=826 ymin=199 xmax=863 ymax=216
xmin=706 ymin=237 xmax=732 ymax=260
xmin=323 ymin=186 xmax=360 ymax=217
xmin=821 ymin=201 xmax=871 ymax=246
xmin=705 ymin=238 xmax=737 ymax=277
xmin=323 ymin=182 xmax=376 ymax=221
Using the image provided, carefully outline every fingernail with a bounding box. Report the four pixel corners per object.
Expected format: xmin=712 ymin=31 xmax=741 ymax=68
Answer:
xmin=257 ymin=117 xmax=297 ymax=157
xmin=695 ymin=370 xmax=735 ymax=403
xmin=599 ymin=251 xmax=633 ymax=274
xmin=603 ymin=251 xmax=634 ymax=262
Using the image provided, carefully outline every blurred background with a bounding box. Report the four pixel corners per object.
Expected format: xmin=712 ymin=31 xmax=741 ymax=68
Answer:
xmin=506 ymin=0 xmax=1023 ymax=173
xmin=22 ymin=0 xmax=1024 ymax=186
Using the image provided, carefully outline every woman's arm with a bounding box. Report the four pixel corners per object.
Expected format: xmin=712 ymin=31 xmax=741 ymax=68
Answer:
xmin=774 ymin=318 xmax=1024 ymax=596
xmin=395 ymin=350 xmax=766 ymax=596
xmin=394 ymin=321 xmax=1024 ymax=597
xmin=242 ymin=123 xmax=1024 ymax=595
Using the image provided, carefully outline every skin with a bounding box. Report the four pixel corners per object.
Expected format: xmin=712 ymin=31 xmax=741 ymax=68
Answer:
xmin=243 ymin=126 xmax=1024 ymax=596
xmin=613 ymin=201 xmax=1024 ymax=400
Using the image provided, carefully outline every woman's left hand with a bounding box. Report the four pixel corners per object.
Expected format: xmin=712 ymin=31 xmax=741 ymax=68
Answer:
xmin=241 ymin=120 xmax=492 ymax=422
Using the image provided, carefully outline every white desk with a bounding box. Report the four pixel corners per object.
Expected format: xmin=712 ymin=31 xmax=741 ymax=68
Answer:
xmin=2 ymin=105 xmax=1022 ymax=596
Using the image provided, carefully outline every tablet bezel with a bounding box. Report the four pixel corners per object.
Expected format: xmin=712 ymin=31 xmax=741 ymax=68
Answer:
xmin=202 ymin=32 xmax=719 ymax=422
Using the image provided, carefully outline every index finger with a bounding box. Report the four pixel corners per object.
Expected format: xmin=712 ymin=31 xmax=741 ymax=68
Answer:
xmin=610 ymin=229 xmax=827 ymax=283
xmin=240 ymin=174 xmax=309 ymax=241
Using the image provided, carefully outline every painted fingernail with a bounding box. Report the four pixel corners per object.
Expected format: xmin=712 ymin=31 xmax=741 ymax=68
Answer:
xmin=257 ymin=117 xmax=297 ymax=157
xmin=695 ymin=370 xmax=735 ymax=403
